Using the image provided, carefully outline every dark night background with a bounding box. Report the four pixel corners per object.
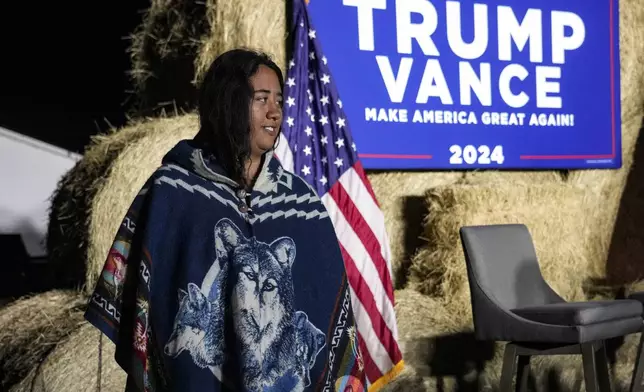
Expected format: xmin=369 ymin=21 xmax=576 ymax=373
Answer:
xmin=0 ymin=1 xmax=151 ymax=153
xmin=0 ymin=1 xmax=153 ymax=297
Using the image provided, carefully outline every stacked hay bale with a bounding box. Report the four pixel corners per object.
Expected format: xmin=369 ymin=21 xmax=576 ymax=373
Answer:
xmin=193 ymin=0 xmax=286 ymax=82
xmin=47 ymin=120 xmax=156 ymax=290
xmin=0 ymin=291 xmax=87 ymax=390
xmin=128 ymin=0 xmax=286 ymax=116
xmin=409 ymin=183 xmax=599 ymax=308
xmin=127 ymin=0 xmax=208 ymax=115
xmin=47 ymin=115 xmax=199 ymax=294
xmin=10 ymin=323 xmax=125 ymax=392
xmin=366 ymin=171 xmax=464 ymax=286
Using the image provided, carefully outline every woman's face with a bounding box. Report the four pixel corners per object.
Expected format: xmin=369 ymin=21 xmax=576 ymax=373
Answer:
xmin=249 ymin=65 xmax=283 ymax=159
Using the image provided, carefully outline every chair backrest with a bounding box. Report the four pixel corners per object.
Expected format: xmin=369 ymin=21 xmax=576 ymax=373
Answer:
xmin=460 ymin=224 xmax=563 ymax=312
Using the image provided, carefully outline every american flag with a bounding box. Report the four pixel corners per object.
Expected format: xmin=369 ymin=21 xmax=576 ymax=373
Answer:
xmin=273 ymin=0 xmax=404 ymax=388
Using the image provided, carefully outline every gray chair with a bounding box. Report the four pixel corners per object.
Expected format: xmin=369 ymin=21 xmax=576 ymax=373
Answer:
xmin=459 ymin=224 xmax=643 ymax=392
xmin=626 ymin=291 xmax=644 ymax=392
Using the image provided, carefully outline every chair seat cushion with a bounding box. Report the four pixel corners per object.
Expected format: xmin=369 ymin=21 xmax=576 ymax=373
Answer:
xmin=511 ymin=300 xmax=643 ymax=326
xmin=628 ymin=291 xmax=644 ymax=308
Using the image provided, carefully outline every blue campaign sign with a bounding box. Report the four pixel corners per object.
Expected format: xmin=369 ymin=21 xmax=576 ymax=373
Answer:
xmin=306 ymin=0 xmax=621 ymax=169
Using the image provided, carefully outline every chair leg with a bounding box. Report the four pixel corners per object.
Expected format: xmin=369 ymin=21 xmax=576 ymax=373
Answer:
xmin=582 ymin=342 xmax=600 ymax=392
xmin=595 ymin=341 xmax=612 ymax=392
xmin=500 ymin=343 xmax=518 ymax=392
xmin=631 ymin=331 xmax=644 ymax=392
xmin=515 ymin=355 xmax=531 ymax=392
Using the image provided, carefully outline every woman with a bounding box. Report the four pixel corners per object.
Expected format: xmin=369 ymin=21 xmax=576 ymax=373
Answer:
xmin=85 ymin=48 xmax=368 ymax=391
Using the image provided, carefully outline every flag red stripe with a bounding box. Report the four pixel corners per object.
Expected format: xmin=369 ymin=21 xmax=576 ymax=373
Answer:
xmin=339 ymin=243 xmax=402 ymax=366
xmin=329 ymin=182 xmax=395 ymax=305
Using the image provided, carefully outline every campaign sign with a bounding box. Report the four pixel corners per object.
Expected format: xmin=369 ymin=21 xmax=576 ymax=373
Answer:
xmin=307 ymin=0 xmax=621 ymax=169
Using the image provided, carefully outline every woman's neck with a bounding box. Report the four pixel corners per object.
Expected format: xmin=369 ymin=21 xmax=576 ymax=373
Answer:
xmin=244 ymin=154 xmax=264 ymax=189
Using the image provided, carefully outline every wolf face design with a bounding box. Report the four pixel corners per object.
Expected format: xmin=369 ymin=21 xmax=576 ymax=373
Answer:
xmin=294 ymin=311 xmax=327 ymax=387
xmin=222 ymin=222 xmax=296 ymax=361
xmin=164 ymin=218 xmax=326 ymax=391
xmin=163 ymin=282 xmax=224 ymax=369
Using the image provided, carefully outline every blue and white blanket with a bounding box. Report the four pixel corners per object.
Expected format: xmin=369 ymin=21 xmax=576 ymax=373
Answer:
xmin=85 ymin=140 xmax=367 ymax=391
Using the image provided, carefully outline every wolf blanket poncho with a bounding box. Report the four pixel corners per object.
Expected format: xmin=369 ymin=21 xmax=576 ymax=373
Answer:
xmin=85 ymin=140 xmax=368 ymax=392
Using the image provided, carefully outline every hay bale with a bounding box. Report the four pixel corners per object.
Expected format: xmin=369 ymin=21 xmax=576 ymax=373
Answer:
xmin=194 ymin=0 xmax=286 ymax=83
xmin=367 ymin=171 xmax=464 ymax=288
xmin=388 ymin=289 xmax=462 ymax=392
xmin=47 ymin=118 xmax=169 ymax=290
xmin=564 ymin=120 xmax=644 ymax=287
xmin=0 ymin=290 xmax=87 ymax=389
xmin=600 ymin=120 xmax=644 ymax=285
xmin=564 ymin=14 xmax=644 ymax=285
xmin=381 ymin=365 xmax=428 ymax=392
xmin=127 ymin=0 xmax=286 ymax=112
xmin=365 ymin=170 xmax=565 ymax=289
xmin=462 ymin=170 xmax=565 ymax=185
xmin=127 ymin=0 xmax=208 ymax=116
xmin=10 ymin=322 xmax=125 ymax=392
xmin=408 ymin=182 xmax=603 ymax=315
xmin=85 ymin=114 xmax=199 ymax=291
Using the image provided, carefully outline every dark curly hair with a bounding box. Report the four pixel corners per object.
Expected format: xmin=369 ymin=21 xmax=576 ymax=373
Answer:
xmin=193 ymin=48 xmax=284 ymax=185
